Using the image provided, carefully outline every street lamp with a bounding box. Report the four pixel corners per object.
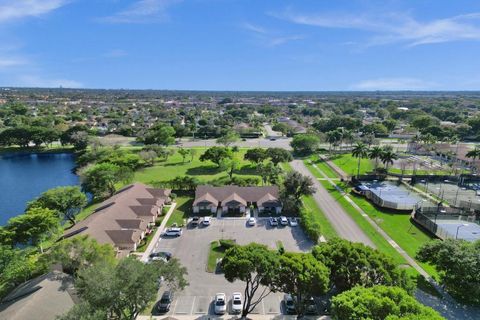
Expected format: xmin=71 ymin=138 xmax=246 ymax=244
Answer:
xmin=455 ymin=223 xmax=469 ymax=239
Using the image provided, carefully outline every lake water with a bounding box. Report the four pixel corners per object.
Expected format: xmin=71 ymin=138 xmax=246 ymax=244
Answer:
xmin=0 ymin=152 xmax=79 ymax=225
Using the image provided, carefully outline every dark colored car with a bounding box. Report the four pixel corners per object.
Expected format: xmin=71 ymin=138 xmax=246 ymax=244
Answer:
xmin=283 ymin=294 xmax=296 ymax=314
xmin=149 ymin=251 xmax=172 ymax=261
xmin=190 ymin=216 xmax=200 ymax=227
xmin=305 ymin=297 xmax=317 ymax=315
xmin=157 ymin=291 xmax=174 ymax=313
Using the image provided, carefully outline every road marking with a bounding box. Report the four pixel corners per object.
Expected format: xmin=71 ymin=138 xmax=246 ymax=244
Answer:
xmin=190 ymin=296 xmax=196 ymax=315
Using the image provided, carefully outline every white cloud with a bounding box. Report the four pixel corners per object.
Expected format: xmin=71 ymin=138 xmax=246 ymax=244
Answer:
xmin=352 ymin=78 xmax=435 ymax=90
xmin=0 ymin=56 xmax=27 ymax=68
xmin=274 ymin=9 xmax=480 ymax=47
xmin=17 ymin=75 xmax=83 ymax=88
xmin=241 ymin=21 xmax=304 ymax=47
xmin=101 ymin=0 xmax=181 ymax=24
xmin=0 ymin=0 xmax=68 ymax=23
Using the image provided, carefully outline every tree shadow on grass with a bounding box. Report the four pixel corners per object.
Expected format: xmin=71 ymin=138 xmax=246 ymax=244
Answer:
xmin=186 ymin=165 xmax=221 ymax=176
xmin=234 ymin=164 xmax=258 ymax=176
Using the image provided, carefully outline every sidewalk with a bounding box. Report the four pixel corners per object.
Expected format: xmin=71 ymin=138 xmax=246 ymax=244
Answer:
xmin=140 ymin=202 xmax=177 ymax=262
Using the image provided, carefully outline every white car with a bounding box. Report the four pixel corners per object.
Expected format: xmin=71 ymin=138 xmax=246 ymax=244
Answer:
xmin=203 ymin=216 xmax=211 ymax=226
xmin=231 ymin=292 xmax=243 ymax=314
xmin=289 ymin=217 xmax=298 ymax=227
xmin=280 ymin=216 xmax=288 ymax=226
xmin=247 ymin=217 xmax=256 ymax=226
xmin=214 ymin=293 xmax=227 ymax=315
xmin=164 ymin=227 xmax=182 ymax=237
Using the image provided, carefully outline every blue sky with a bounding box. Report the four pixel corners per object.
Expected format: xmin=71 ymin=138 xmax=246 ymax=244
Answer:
xmin=1 ymin=0 xmax=480 ymax=91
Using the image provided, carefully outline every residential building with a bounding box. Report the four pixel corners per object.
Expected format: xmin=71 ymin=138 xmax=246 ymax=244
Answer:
xmin=0 ymin=271 xmax=76 ymax=320
xmin=63 ymin=183 xmax=171 ymax=255
xmin=193 ymin=185 xmax=282 ymax=215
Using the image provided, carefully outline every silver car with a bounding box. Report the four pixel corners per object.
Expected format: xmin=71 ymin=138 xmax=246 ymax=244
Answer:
xmin=214 ymin=293 xmax=226 ymax=315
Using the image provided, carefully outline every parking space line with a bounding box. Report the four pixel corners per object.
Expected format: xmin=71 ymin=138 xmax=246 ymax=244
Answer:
xmin=190 ymin=296 xmax=196 ymax=315
xmin=171 ymin=297 xmax=179 ymax=314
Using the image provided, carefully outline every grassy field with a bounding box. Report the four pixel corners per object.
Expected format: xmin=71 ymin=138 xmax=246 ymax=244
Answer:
xmin=346 ymin=192 xmax=438 ymax=278
xmin=330 ymin=153 xmax=374 ymax=176
xmin=133 ymin=148 xmax=258 ymax=185
xmin=166 ymin=195 xmax=194 ymax=227
xmin=207 ymin=241 xmax=227 ymax=273
xmin=318 ymin=180 xmax=408 ymax=265
xmin=307 ymin=155 xmax=338 ymax=178
xmin=302 ymin=195 xmax=338 ymax=240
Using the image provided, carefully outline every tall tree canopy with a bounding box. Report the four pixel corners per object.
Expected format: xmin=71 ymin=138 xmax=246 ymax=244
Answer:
xmin=312 ymin=238 xmax=413 ymax=293
xmin=27 ymin=186 xmax=87 ymax=225
xmin=331 ymin=286 xmax=443 ymax=320
xmin=290 ymin=134 xmax=320 ymax=155
xmin=416 ymin=239 xmax=480 ymax=304
xmin=221 ymin=243 xmax=280 ymax=318
xmin=276 ymin=252 xmax=329 ymax=317
xmin=199 ymin=146 xmax=232 ymax=167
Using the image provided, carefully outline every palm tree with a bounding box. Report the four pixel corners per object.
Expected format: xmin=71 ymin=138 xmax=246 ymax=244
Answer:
xmin=380 ymin=148 xmax=398 ymax=172
xmin=326 ymin=129 xmax=342 ymax=154
xmin=352 ymin=142 xmax=369 ymax=177
xmin=466 ymin=146 xmax=480 ymax=172
xmin=369 ymin=146 xmax=383 ymax=172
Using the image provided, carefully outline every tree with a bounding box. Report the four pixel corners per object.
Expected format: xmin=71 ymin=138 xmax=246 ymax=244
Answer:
xmin=281 ymin=171 xmax=316 ymax=211
xmin=312 ymin=238 xmax=412 ymax=293
xmin=369 ymin=146 xmax=383 ymax=171
xmin=144 ymin=123 xmax=176 ymax=146
xmin=331 ymin=286 xmax=443 ymax=320
xmin=416 ymin=239 xmax=480 ymax=304
xmin=151 ymin=258 xmax=189 ymax=293
xmin=41 ymin=235 xmax=115 ymax=276
xmin=380 ymin=147 xmax=398 ymax=172
xmin=216 ymin=131 xmax=239 ymax=147
xmin=2 ymin=207 xmax=60 ymax=248
xmin=27 ymin=186 xmax=87 ymax=225
xmin=178 ymin=147 xmax=191 ymax=163
xmin=290 ymin=134 xmax=320 ymax=155
xmin=220 ymin=157 xmax=240 ymax=181
xmin=75 ymin=257 xmax=188 ymax=320
xmin=80 ymin=163 xmax=130 ymax=199
xmin=351 ymin=142 xmax=369 ymax=177
xmin=465 ymin=146 xmax=480 ymax=172
xmin=199 ymin=146 xmax=232 ymax=167
xmin=221 ymin=243 xmax=280 ymax=318
xmin=267 ymin=148 xmax=293 ymax=166
xmin=276 ymin=253 xmax=329 ymax=317
xmin=190 ymin=148 xmax=198 ymax=162
xmin=70 ymin=131 xmax=90 ymax=151
xmin=258 ymin=162 xmax=283 ymax=185
xmin=326 ymin=129 xmax=343 ymax=153
xmin=138 ymin=150 xmax=157 ymax=166
xmin=244 ymin=148 xmax=267 ymax=165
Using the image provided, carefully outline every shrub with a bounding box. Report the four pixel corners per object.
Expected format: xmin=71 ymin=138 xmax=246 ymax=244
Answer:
xmin=219 ymin=239 xmax=236 ymax=249
xmin=299 ymin=208 xmax=321 ymax=244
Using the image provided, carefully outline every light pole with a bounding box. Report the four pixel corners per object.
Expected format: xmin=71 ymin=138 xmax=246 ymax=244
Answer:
xmin=455 ymin=223 xmax=469 ymax=239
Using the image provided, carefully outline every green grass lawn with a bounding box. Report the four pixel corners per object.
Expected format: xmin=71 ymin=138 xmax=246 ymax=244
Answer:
xmin=302 ymin=195 xmax=338 ymax=240
xmin=347 ymin=192 xmax=439 ymax=279
xmin=133 ymin=148 xmax=258 ymax=185
xmin=207 ymin=241 xmax=226 ymax=273
xmin=318 ymin=180 xmax=407 ymax=266
xmin=306 ymin=155 xmax=338 ymax=178
xmin=166 ymin=195 xmax=194 ymax=227
xmin=330 ymin=153 xmax=374 ymax=176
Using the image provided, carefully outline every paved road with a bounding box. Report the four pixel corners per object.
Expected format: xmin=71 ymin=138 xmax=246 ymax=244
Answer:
xmin=290 ymin=160 xmax=375 ymax=247
xmin=177 ymin=137 xmax=292 ymax=150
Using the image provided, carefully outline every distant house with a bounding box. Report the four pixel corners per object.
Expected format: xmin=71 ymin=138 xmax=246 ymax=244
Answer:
xmin=0 ymin=271 xmax=76 ymax=320
xmin=64 ymin=183 xmax=171 ymax=255
xmin=193 ymin=185 xmax=282 ymax=215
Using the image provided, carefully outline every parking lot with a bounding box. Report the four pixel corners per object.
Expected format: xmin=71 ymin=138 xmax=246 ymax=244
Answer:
xmin=149 ymin=218 xmax=314 ymax=316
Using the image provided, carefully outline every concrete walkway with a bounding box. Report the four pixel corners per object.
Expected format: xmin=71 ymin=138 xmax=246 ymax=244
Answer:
xmin=291 ymin=160 xmax=374 ymax=247
xmin=140 ymin=202 xmax=177 ymax=262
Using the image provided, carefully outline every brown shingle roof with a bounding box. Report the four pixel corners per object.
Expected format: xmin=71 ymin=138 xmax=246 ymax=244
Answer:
xmin=64 ymin=183 xmax=170 ymax=249
xmin=193 ymin=185 xmax=280 ymax=207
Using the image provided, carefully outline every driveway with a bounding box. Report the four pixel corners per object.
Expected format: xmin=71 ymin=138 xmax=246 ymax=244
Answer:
xmin=147 ymin=218 xmax=314 ymax=316
xmin=290 ymin=160 xmax=374 ymax=247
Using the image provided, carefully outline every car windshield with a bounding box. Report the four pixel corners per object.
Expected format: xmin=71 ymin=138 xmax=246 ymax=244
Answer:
xmin=160 ymin=298 xmax=170 ymax=303
xmin=286 ymin=300 xmax=294 ymax=306
xmin=216 ymin=300 xmax=225 ymax=306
